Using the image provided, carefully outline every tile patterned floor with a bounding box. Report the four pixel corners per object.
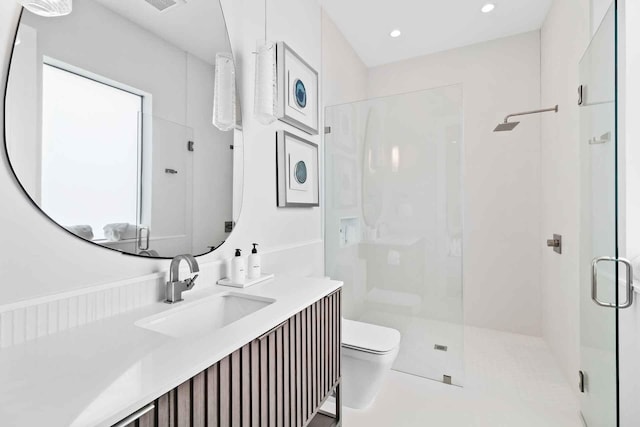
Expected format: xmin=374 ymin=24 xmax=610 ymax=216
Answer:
xmin=342 ymin=326 xmax=582 ymax=427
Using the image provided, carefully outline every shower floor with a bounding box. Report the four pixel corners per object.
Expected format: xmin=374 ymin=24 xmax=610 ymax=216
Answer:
xmin=342 ymin=326 xmax=581 ymax=427
xmin=358 ymin=310 xmax=465 ymax=385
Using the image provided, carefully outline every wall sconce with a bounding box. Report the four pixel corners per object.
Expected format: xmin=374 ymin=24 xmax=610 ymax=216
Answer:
xmin=212 ymin=53 xmax=237 ymax=132
xmin=254 ymin=41 xmax=278 ymax=125
xmin=18 ymin=0 xmax=72 ymax=17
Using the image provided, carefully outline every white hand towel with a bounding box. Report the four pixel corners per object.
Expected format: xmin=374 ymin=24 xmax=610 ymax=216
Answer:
xmin=65 ymin=225 xmax=94 ymax=240
xmin=103 ymin=223 xmax=139 ymax=242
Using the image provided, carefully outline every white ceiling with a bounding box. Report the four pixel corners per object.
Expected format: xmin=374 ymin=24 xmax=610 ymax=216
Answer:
xmin=320 ymin=0 xmax=553 ymax=67
xmin=94 ymin=0 xmax=230 ymax=65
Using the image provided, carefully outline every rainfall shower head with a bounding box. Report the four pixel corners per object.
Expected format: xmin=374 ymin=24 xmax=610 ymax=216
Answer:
xmin=494 ymin=104 xmax=559 ymax=132
xmin=494 ymin=121 xmax=520 ymax=132
xmin=143 ymin=0 xmax=185 ymax=12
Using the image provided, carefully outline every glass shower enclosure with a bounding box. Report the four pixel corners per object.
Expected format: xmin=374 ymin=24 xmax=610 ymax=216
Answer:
xmin=579 ymin=4 xmax=620 ymax=425
xmin=325 ymin=85 xmax=464 ymax=385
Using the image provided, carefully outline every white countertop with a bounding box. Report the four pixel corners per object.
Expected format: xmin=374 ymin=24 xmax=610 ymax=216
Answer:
xmin=0 ymin=275 xmax=342 ymax=427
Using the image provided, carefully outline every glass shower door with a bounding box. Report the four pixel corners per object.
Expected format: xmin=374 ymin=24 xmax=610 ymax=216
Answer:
xmin=325 ymin=85 xmax=464 ymax=385
xmin=579 ymin=4 xmax=625 ymax=426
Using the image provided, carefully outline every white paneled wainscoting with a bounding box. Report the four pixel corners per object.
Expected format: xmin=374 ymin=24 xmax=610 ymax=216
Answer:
xmin=0 ymin=239 xmax=323 ymax=349
xmin=0 ymin=273 xmax=164 ymax=348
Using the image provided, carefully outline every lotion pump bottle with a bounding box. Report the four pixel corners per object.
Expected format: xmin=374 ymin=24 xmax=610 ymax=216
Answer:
xmin=248 ymin=243 xmax=261 ymax=279
xmin=231 ymin=249 xmax=246 ymax=283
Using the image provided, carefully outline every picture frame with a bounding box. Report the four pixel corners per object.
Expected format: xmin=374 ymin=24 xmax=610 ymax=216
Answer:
xmin=276 ymin=131 xmax=319 ymax=207
xmin=276 ymin=42 xmax=319 ymax=135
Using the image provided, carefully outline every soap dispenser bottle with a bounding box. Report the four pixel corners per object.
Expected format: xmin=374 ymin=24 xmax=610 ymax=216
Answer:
xmin=231 ymin=249 xmax=246 ymax=283
xmin=248 ymin=243 xmax=261 ymax=279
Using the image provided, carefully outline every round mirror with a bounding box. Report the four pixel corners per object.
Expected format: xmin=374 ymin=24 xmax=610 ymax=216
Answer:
xmin=4 ymin=0 xmax=243 ymax=258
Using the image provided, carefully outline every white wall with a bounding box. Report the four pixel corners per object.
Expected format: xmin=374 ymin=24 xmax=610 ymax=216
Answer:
xmin=591 ymin=0 xmax=614 ymax=35
xmin=321 ymin=11 xmax=368 ymax=107
xmin=4 ymin=24 xmax=39 ymax=200
xmin=219 ymin=0 xmax=323 ymax=259
xmin=619 ymin=0 xmax=640 ymax=424
xmin=0 ymin=0 xmax=323 ymax=305
xmin=187 ymin=54 xmax=234 ymax=254
xmin=367 ymin=32 xmax=543 ymax=336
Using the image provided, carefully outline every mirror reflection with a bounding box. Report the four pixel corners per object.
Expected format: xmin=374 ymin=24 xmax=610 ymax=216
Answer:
xmin=5 ymin=0 xmax=243 ymax=258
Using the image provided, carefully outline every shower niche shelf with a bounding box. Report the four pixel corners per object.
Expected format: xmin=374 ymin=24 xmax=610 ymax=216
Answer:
xmin=339 ymin=217 xmax=360 ymax=248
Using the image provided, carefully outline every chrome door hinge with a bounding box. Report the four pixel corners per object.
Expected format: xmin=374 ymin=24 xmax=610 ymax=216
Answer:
xmin=578 ymin=85 xmax=584 ymax=105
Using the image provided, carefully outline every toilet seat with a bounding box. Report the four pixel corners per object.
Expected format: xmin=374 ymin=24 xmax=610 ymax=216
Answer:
xmin=342 ymin=319 xmax=401 ymax=355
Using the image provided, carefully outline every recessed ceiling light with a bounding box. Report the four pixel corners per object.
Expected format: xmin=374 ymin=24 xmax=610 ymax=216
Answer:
xmin=390 ymin=29 xmax=402 ymax=38
xmin=481 ymin=3 xmax=495 ymax=13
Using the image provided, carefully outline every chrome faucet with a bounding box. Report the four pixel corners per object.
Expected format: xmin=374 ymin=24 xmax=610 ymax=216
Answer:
xmin=165 ymin=254 xmax=200 ymax=304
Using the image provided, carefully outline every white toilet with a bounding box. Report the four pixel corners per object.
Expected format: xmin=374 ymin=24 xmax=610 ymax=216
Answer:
xmin=341 ymin=319 xmax=401 ymax=409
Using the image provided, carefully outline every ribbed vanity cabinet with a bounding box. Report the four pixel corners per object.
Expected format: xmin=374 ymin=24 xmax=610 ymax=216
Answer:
xmin=114 ymin=290 xmax=342 ymax=427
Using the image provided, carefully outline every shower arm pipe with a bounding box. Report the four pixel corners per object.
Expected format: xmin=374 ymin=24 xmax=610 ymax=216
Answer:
xmin=502 ymin=105 xmax=559 ymax=124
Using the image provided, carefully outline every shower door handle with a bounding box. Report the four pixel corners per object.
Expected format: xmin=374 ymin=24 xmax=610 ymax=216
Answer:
xmin=591 ymin=257 xmax=634 ymax=309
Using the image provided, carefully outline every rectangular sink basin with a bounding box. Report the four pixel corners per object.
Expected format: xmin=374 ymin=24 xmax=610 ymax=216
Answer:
xmin=136 ymin=292 xmax=275 ymax=338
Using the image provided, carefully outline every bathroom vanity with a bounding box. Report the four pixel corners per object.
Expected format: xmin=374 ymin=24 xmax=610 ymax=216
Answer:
xmin=0 ymin=276 xmax=342 ymax=427
xmin=114 ymin=289 xmax=342 ymax=427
